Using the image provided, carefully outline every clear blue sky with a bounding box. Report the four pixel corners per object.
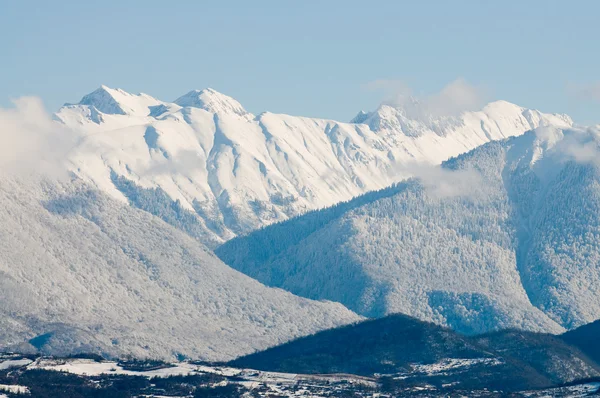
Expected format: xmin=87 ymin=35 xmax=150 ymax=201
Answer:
xmin=1 ymin=0 xmax=599 ymax=124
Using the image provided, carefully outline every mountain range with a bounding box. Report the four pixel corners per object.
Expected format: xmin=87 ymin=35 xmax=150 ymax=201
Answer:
xmin=217 ymin=125 xmax=600 ymax=335
xmin=0 ymin=176 xmax=359 ymax=361
xmin=3 ymin=316 xmax=600 ymax=396
xmin=1 ymin=85 xmax=597 ymax=367
xmin=57 ymin=86 xmax=572 ymax=247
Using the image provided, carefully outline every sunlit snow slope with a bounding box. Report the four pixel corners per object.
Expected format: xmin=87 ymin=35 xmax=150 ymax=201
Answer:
xmin=217 ymin=126 xmax=600 ymax=335
xmin=0 ymin=177 xmax=359 ymax=361
xmin=57 ymin=86 xmax=572 ymax=246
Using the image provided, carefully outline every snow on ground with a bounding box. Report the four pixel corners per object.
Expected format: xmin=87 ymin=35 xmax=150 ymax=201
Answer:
xmin=30 ymin=358 xmax=202 ymax=377
xmin=25 ymin=357 xmax=376 ymax=387
xmin=409 ymin=358 xmax=503 ymax=376
xmin=522 ymin=382 xmax=600 ymax=397
xmin=0 ymin=384 xmax=30 ymax=394
xmin=0 ymin=358 xmax=32 ymax=370
xmin=3 ymin=356 xmax=598 ymax=397
xmin=27 ymin=357 xmax=286 ymax=380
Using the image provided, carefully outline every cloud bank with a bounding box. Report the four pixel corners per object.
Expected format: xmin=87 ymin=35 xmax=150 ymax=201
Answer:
xmin=409 ymin=163 xmax=483 ymax=199
xmin=0 ymin=97 xmax=79 ymax=178
xmin=558 ymin=127 xmax=600 ymax=167
xmin=534 ymin=125 xmax=600 ymax=168
xmin=365 ymin=78 xmax=489 ymax=119
xmin=387 ymin=160 xmax=484 ymax=200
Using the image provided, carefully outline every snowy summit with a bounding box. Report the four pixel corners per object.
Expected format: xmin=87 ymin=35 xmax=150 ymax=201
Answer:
xmin=56 ymin=86 xmax=572 ymax=247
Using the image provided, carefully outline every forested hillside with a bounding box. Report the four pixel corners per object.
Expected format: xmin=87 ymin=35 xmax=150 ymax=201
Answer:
xmin=217 ymin=126 xmax=600 ymax=334
xmin=0 ymin=177 xmax=359 ymax=361
xmin=233 ymin=314 xmax=600 ymax=392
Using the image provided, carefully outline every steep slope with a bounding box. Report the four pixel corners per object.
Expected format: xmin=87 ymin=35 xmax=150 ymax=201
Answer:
xmin=473 ymin=329 xmax=600 ymax=387
xmin=217 ymin=126 xmax=600 ymax=334
xmin=232 ymin=315 xmax=600 ymax=392
xmin=232 ymin=314 xmax=490 ymax=375
xmin=561 ymin=320 xmax=600 ymax=365
xmin=56 ymin=86 xmax=572 ymax=247
xmin=0 ymin=176 xmax=360 ymax=361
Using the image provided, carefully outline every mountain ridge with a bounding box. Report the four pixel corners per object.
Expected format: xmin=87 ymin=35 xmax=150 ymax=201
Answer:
xmin=0 ymin=176 xmax=360 ymax=361
xmin=231 ymin=313 xmax=600 ymax=392
xmin=216 ymin=126 xmax=600 ymax=335
xmin=55 ymin=85 xmax=573 ymax=247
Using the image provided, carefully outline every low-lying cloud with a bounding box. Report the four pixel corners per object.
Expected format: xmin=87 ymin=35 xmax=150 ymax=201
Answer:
xmin=558 ymin=128 xmax=600 ymax=167
xmin=389 ymin=161 xmax=484 ymax=199
xmin=535 ymin=125 xmax=600 ymax=168
xmin=0 ymin=97 xmax=79 ymax=178
xmin=412 ymin=164 xmax=483 ymax=199
xmin=365 ymin=78 xmax=489 ymax=119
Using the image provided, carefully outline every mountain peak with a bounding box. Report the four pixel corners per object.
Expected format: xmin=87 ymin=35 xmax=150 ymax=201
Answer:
xmin=174 ymin=88 xmax=250 ymax=117
xmin=350 ymin=110 xmax=370 ymax=124
xmin=352 ymin=99 xmax=573 ymax=139
xmin=74 ymin=85 xmax=162 ymax=117
xmin=77 ymin=85 xmax=128 ymax=115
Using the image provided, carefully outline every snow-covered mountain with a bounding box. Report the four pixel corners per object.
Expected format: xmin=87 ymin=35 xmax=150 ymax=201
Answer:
xmin=0 ymin=176 xmax=359 ymax=361
xmin=57 ymin=86 xmax=572 ymax=246
xmin=217 ymin=126 xmax=600 ymax=335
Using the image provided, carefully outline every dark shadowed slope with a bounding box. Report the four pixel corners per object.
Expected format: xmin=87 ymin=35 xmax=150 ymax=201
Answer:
xmin=474 ymin=329 xmax=600 ymax=387
xmin=231 ymin=314 xmax=600 ymax=392
xmin=561 ymin=319 xmax=600 ymax=365
xmin=231 ymin=314 xmax=489 ymax=375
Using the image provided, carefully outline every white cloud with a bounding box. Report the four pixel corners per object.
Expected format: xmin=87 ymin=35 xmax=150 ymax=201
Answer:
xmin=390 ymin=161 xmax=484 ymax=199
xmin=534 ymin=125 xmax=600 ymax=168
xmin=533 ymin=125 xmax=565 ymax=147
xmin=364 ymin=78 xmax=489 ymax=119
xmin=556 ymin=127 xmax=600 ymax=167
xmin=414 ymin=164 xmax=483 ymax=199
xmin=0 ymin=97 xmax=79 ymax=178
